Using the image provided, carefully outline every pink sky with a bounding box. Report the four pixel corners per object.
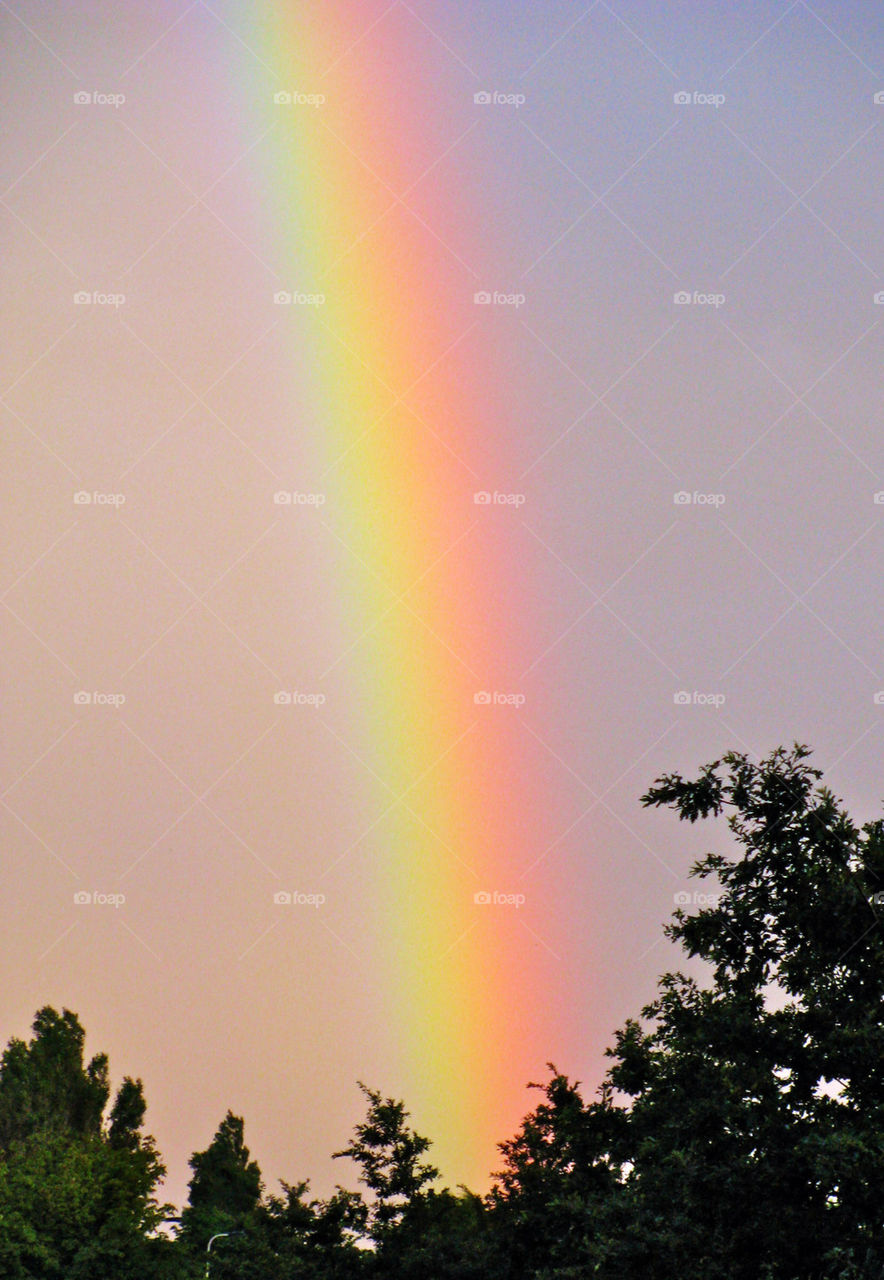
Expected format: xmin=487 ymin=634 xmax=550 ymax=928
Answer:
xmin=3 ymin=0 xmax=884 ymax=1207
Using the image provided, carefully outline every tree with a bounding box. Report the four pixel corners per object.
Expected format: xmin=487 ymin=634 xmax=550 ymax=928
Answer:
xmin=487 ymin=745 xmax=884 ymax=1279
xmin=0 ymin=1006 xmax=108 ymax=1152
xmin=596 ymin=744 xmax=884 ymax=1279
xmin=489 ymin=1069 xmax=626 ymax=1278
xmin=0 ymin=1007 xmax=169 ymax=1279
xmin=246 ymin=1180 xmax=369 ymax=1279
xmin=332 ymin=1084 xmax=497 ymax=1277
xmin=178 ymin=1111 xmax=262 ymax=1272
xmin=8 ymin=744 xmax=884 ymax=1279
xmin=332 ymin=1082 xmax=439 ymax=1248
xmin=389 ymin=1185 xmax=503 ymax=1280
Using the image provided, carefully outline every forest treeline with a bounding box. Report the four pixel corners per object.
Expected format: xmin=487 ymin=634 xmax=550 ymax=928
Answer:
xmin=3 ymin=746 xmax=884 ymax=1279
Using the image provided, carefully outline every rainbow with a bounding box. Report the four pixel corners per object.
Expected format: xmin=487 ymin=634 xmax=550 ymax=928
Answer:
xmin=227 ymin=3 xmax=559 ymax=1186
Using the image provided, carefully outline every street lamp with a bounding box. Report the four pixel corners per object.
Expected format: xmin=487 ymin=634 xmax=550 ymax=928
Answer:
xmin=205 ymin=1230 xmax=244 ymax=1278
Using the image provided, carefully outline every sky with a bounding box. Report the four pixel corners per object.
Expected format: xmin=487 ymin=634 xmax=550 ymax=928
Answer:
xmin=2 ymin=0 xmax=884 ymax=1210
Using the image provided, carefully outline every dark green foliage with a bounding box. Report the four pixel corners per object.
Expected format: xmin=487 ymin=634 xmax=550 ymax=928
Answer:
xmin=382 ymin=1186 xmax=502 ymax=1279
xmin=327 ymin=1085 xmax=503 ymax=1278
xmin=184 ymin=1111 xmax=263 ymax=1222
xmin=0 ymin=1007 xmax=168 ymax=1278
xmin=489 ymin=1070 xmax=626 ymax=1278
xmin=332 ymin=1082 xmax=438 ymax=1245
xmin=590 ymin=745 xmax=884 ymax=1279
xmin=486 ymin=745 xmax=884 ymax=1279
xmin=234 ymin=1181 xmax=370 ymax=1279
xmin=5 ymin=745 xmax=884 ymax=1278
xmin=0 ymin=1007 xmax=108 ymax=1151
xmin=177 ymin=1111 xmax=263 ymax=1274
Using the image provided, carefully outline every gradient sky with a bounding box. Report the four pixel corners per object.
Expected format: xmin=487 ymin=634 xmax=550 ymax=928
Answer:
xmin=3 ymin=0 xmax=884 ymax=1210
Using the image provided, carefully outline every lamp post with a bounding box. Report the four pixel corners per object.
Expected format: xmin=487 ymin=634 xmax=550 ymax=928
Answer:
xmin=205 ymin=1230 xmax=244 ymax=1278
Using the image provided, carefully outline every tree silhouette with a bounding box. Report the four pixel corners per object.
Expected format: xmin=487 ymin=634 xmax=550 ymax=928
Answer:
xmin=178 ymin=1110 xmax=262 ymax=1272
xmin=333 ymin=1082 xmax=438 ymax=1245
xmin=0 ymin=1007 xmax=169 ymax=1279
xmin=5 ymin=745 xmax=884 ymax=1278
